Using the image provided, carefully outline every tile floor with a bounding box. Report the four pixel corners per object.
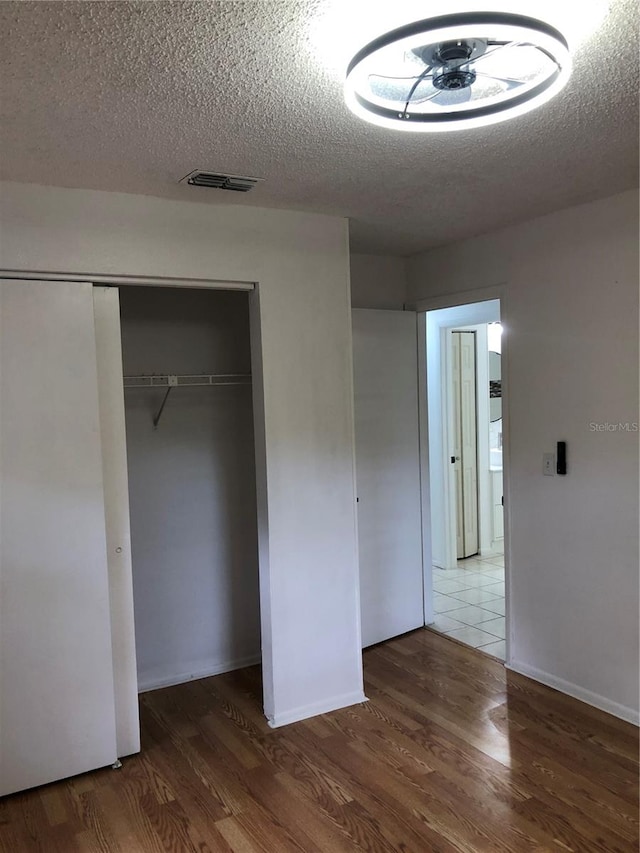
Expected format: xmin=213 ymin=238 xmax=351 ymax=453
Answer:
xmin=429 ymin=553 xmax=506 ymax=660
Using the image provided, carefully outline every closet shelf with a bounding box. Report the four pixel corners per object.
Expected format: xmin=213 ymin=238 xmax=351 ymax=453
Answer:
xmin=123 ymin=373 xmax=252 ymax=388
xmin=123 ymin=374 xmax=252 ymax=429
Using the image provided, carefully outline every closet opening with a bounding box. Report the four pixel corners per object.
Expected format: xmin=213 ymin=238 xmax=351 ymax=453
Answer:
xmin=118 ymin=286 xmax=262 ymax=701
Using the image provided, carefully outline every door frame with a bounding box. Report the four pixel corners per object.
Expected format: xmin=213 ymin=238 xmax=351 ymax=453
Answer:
xmin=100 ymin=279 xmax=270 ymax=734
xmin=414 ymin=286 xmax=510 ymax=664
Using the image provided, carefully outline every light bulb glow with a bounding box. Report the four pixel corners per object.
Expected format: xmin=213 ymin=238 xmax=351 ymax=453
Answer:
xmin=306 ymin=1 xmax=609 ymax=78
xmin=488 ymin=322 xmax=503 ymax=353
xmin=344 ymin=13 xmax=572 ymax=132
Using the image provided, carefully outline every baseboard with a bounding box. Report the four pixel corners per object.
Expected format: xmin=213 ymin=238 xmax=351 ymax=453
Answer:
xmin=267 ymin=690 xmax=369 ymax=728
xmin=506 ymin=660 xmax=639 ymax=726
xmin=137 ymin=653 xmax=262 ymax=693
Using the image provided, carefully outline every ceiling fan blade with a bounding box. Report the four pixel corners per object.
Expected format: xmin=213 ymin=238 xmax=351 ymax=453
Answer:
xmin=467 ymin=41 xmax=530 ymax=67
xmin=418 ymin=87 xmax=473 ymax=106
xmin=369 ymin=77 xmax=423 ymax=100
xmin=369 ymin=73 xmax=431 ymax=81
xmin=475 ymin=71 xmax=526 ymax=85
xmin=403 ymin=65 xmax=434 ymax=113
xmin=409 ymin=89 xmax=444 ymax=106
xmin=369 ymin=72 xmax=433 ymax=102
xmin=474 ymin=72 xmax=524 ymax=92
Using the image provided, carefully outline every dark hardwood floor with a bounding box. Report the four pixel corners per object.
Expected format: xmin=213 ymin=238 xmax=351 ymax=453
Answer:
xmin=1 ymin=628 xmax=638 ymax=852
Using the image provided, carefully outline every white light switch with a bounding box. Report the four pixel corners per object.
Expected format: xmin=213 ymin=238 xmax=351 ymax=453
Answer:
xmin=543 ymin=453 xmax=555 ymax=476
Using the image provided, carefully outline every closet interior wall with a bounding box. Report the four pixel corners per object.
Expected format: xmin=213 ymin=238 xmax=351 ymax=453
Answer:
xmin=119 ymin=287 xmax=260 ymax=692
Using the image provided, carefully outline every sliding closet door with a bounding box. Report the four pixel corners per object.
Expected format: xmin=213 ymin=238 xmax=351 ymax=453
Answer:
xmin=93 ymin=286 xmax=140 ymax=758
xmin=0 ymin=279 xmax=118 ymax=796
xmin=352 ymin=309 xmax=424 ymax=647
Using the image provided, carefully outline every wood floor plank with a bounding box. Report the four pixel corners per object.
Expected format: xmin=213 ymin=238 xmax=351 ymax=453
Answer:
xmin=272 ymin=770 xmax=360 ymax=852
xmin=214 ymin=815 xmax=265 ymax=853
xmin=231 ymin=803 xmax=320 ymax=853
xmin=283 ymin=726 xmax=460 ymax=853
xmin=313 ymin=729 xmax=533 ymax=853
xmin=0 ymin=628 xmax=637 ymax=852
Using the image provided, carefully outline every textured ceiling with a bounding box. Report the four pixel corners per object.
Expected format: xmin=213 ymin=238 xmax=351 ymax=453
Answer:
xmin=0 ymin=0 xmax=638 ymax=256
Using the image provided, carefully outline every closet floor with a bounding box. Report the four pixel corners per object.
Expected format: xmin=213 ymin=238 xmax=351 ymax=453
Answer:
xmin=430 ymin=553 xmax=506 ymax=660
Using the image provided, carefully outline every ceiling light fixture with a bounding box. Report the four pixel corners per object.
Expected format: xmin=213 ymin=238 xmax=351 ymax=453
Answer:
xmin=344 ymin=11 xmax=572 ymax=132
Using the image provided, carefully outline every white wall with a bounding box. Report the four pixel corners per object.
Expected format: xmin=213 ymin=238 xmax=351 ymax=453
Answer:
xmin=119 ymin=288 xmax=260 ymax=691
xmin=350 ymin=253 xmax=407 ymax=309
xmin=0 ymin=181 xmax=366 ymax=727
xmin=408 ymin=189 xmax=639 ymax=722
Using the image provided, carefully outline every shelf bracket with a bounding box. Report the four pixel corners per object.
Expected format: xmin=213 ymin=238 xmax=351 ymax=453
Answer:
xmin=152 ymin=375 xmax=178 ymax=429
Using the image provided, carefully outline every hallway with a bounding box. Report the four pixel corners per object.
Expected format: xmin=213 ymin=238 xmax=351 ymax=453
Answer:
xmin=431 ymin=553 xmax=505 ymax=660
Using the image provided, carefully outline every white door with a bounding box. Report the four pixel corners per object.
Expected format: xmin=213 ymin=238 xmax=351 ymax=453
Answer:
xmin=460 ymin=332 xmax=479 ymax=556
xmin=451 ymin=333 xmax=465 ymax=556
xmin=93 ymin=286 xmax=140 ymax=758
xmin=452 ymin=331 xmax=479 ymax=558
xmin=352 ymin=309 xmax=424 ymax=648
xmin=0 ymin=279 xmax=118 ymax=796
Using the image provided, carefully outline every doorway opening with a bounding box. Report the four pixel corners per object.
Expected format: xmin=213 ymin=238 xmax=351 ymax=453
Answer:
xmin=421 ymin=299 xmax=507 ymax=661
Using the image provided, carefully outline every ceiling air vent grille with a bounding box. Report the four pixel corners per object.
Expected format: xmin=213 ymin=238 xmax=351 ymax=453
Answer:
xmin=180 ymin=170 xmax=263 ymax=193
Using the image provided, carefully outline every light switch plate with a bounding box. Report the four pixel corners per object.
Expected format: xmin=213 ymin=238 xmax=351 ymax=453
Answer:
xmin=543 ymin=453 xmax=555 ymax=476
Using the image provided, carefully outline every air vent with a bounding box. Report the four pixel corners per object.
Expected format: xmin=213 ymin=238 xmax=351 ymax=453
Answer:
xmin=180 ymin=170 xmax=263 ymax=193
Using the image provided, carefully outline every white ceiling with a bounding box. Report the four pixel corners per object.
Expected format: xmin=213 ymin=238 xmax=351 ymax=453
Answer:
xmin=0 ymin=0 xmax=637 ymax=256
